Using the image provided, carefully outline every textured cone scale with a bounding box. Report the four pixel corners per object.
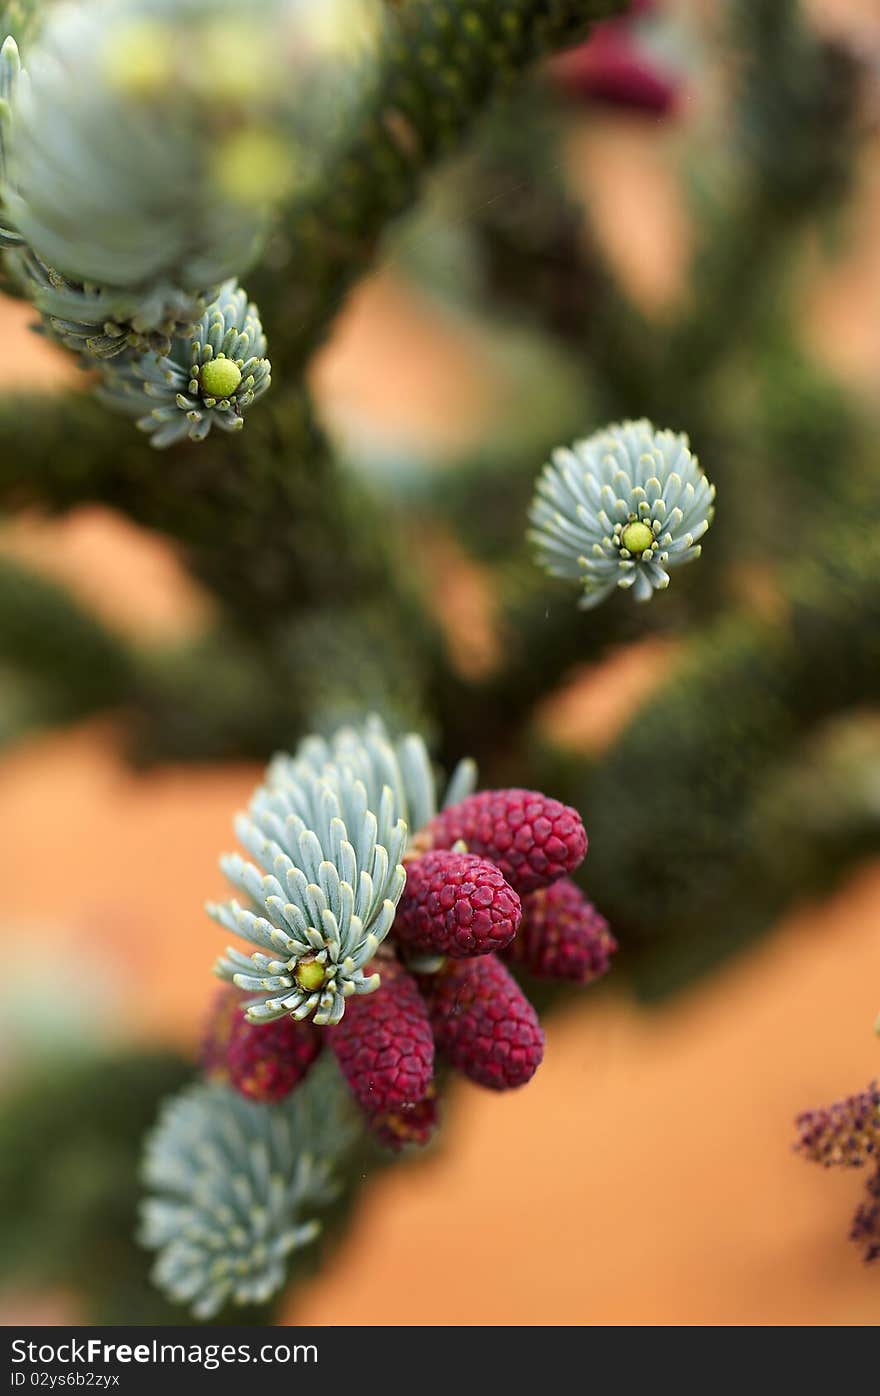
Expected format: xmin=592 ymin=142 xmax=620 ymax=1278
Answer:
xmin=795 ymin=1082 xmax=880 ymax=1166
xmin=423 ymin=955 xmax=544 ymax=1090
xmin=851 ymin=1163 xmax=880 ymax=1263
xmin=395 ymin=849 xmax=521 ymax=958
xmin=202 ymin=987 xmax=321 ymax=1103
xmin=504 ymin=879 xmax=617 ymax=983
xmin=426 ymin=788 xmax=587 ymax=895
xmin=327 ymin=959 xmax=434 ymax=1116
xmin=370 ymin=1089 xmax=440 ymax=1152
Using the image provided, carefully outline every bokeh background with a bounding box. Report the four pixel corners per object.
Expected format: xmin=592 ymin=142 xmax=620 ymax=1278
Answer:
xmin=2 ymin=0 xmax=880 ymax=1325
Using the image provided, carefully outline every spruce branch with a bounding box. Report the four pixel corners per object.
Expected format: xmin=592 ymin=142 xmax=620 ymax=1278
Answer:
xmin=260 ymin=0 xmax=628 ymax=369
xmin=750 ymin=714 xmax=880 ymax=906
xmin=0 ymin=552 xmax=137 ymax=735
xmin=529 ymin=419 xmax=715 ymax=609
xmin=211 ymin=744 xmax=409 ymax=1028
xmin=668 ymin=0 xmax=864 ymax=383
xmin=0 ymin=1 xmax=39 ymax=47
xmin=97 ymin=279 xmax=271 ymax=445
xmin=0 ymin=386 xmax=418 ymax=626
xmin=0 ymin=385 xmax=453 ymax=762
xmin=141 ymin=1057 xmax=360 ymax=1318
xmin=0 ymin=1048 xmax=199 ymax=1325
xmin=571 ymin=494 xmax=880 ymax=997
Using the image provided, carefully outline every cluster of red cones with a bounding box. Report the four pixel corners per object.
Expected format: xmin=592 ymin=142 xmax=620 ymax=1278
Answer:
xmin=205 ymin=787 xmax=616 ymax=1150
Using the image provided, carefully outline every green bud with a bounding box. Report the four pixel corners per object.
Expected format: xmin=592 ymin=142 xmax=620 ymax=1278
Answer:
xmin=621 ymin=521 xmax=655 ymax=557
xmin=295 ymin=958 xmax=326 ymax=993
xmin=199 ymin=356 xmax=242 ymax=400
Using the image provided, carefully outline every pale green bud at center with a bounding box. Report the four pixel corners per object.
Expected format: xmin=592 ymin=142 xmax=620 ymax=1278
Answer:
xmin=200 ymin=356 xmax=242 ymax=400
xmin=621 ymin=521 xmax=655 ymax=556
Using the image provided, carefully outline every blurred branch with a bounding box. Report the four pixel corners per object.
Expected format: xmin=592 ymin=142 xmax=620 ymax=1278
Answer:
xmin=260 ymin=0 xmax=628 ymax=370
xmin=0 ymin=1039 xmax=431 ymax=1324
xmin=0 ymin=388 xmax=454 ymax=753
xmin=663 ymin=0 xmax=862 ymax=382
xmin=749 ymin=712 xmax=880 ymax=904
xmin=0 ymin=387 xmax=416 ymax=629
xmin=0 ymin=552 xmax=136 ymax=741
xmin=0 ymin=1049 xmax=201 ymax=1325
xmin=569 ymin=485 xmax=880 ymax=997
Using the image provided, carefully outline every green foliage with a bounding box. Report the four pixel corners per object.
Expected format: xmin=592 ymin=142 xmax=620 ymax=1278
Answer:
xmin=98 ymin=280 xmax=271 ymax=445
xmin=212 ymin=725 xmax=408 ymax=1026
xmin=751 ymin=713 xmax=880 ymax=905
xmin=580 ymin=616 xmax=798 ymax=992
xmin=141 ymin=1057 xmax=361 ymax=1318
xmin=0 ymin=1 xmax=40 ymax=45
xmin=0 ymin=554 xmax=135 ymax=735
xmin=732 ymin=0 xmax=862 ymax=214
xmin=260 ymin=0 xmax=625 ymax=369
xmin=1 ymin=0 xmax=873 ymax=982
xmin=579 ymin=493 xmax=880 ymax=997
xmin=0 ymin=1038 xmax=410 ymax=1324
xmin=529 ymin=419 xmax=715 ymax=609
xmin=0 ymin=1048 xmax=197 ymax=1323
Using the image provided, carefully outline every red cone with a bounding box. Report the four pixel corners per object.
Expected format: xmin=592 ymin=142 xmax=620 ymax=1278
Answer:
xmin=202 ymin=986 xmax=321 ymax=1103
xmin=422 ymin=955 xmax=544 ymax=1090
xmin=395 ymin=848 xmax=521 ymax=958
xmin=504 ymin=878 xmax=616 ymax=983
xmin=426 ymin=788 xmax=587 ymax=896
xmin=370 ymin=1089 xmax=440 ymax=1152
xmin=327 ymin=958 xmax=434 ymax=1116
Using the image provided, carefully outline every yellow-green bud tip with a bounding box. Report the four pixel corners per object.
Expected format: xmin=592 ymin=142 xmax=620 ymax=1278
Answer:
xmin=200 ymin=357 xmax=242 ymax=400
xmin=212 ymin=128 xmax=298 ymax=206
xmin=295 ymin=958 xmax=326 ymax=993
xmin=102 ymin=21 xmax=173 ymax=97
xmin=621 ymin=521 xmax=655 ymax=557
